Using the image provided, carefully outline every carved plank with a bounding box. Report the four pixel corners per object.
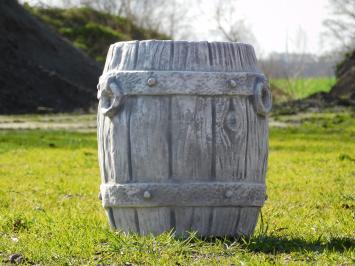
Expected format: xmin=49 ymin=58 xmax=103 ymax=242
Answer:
xmin=136 ymin=40 xmax=173 ymax=70
xmin=171 ymin=96 xmax=213 ymax=180
xmin=190 ymin=207 xmax=213 ymax=236
xmin=171 ymin=96 xmax=213 ymax=235
xmin=101 ymin=98 xmax=138 ymax=233
xmin=215 ymin=97 xmax=248 ymax=181
xmin=174 ymin=207 xmax=193 ymax=236
xmin=110 ymin=208 xmax=138 ymax=233
xmin=101 ymin=116 xmax=114 ymax=183
xmin=209 ymin=207 xmax=241 ymax=236
xmin=97 ymin=113 xmax=106 ymax=183
xmin=236 ymin=207 xmax=260 ymax=236
xmin=129 ymin=96 xmax=171 ymax=234
xmin=136 ymin=207 xmax=171 ymax=235
xmin=209 ymin=96 xmax=248 ymax=236
xmin=245 ymin=97 xmax=269 ymax=182
xmin=98 ymin=43 xmax=138 ymax=232
xmin=258 ymin=116 xmax=269 ymax=183
xmin=109 ymin=98 xmax=133 ymax=182
xmin=132 ymin=40 xmax=174 ymax=234
xmin=170 ymin=41 xmax=214 ymax=236
xmin=129 ymin=99 xmax=170 ymax=178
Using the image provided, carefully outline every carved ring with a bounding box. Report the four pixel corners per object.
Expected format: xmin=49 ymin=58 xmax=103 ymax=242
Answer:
xmin=97 ymin=75 xmax=125 ymax=118
xmin=254 ymin=80 xmax=272 ymax=116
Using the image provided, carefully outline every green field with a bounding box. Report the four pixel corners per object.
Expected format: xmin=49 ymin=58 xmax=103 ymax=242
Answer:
xmin=0 ymin=112 xmax=354 ymax=265
xmin=271 ymin=77 xmax=336 ymax=99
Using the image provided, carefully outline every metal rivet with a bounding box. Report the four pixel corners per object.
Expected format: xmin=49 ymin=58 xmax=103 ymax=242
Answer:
xmin=143 ymin=190 xmax=151 ymax=199
xmin=229 ymin=79 xmax=237 ymax=88
xmin=225 ymin=190 xmax=233 ymax=198
xmin=147 ymin=77 xmax=156 ymax=86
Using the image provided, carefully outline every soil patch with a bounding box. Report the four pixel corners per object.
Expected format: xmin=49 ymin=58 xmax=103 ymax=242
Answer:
xmin=273 ymin=92 xmax=354 ymax=115
xmin=0 ymin=0 xmax=101 ymax=114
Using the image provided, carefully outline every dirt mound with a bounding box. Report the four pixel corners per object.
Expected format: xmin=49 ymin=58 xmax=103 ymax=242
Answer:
xmin=27 ymin=6 xmax=169 ymax=64
xmin=0 ymin=0 xmax=101 ymax=114
xmin=273 ymin=51 xmax=355 ymax=115
xmin=273 ymin=92 xmax=353 ymax=115
xmin=330 ymin=50 xmax=355 ymax=102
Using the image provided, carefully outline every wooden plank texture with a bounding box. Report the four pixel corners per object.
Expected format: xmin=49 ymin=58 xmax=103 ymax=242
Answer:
xmin=97 ymin=40 xmax=269 ymax=237
xmin=130 ymin=41 xmax=173 ymax=235
xmin=171 ymin=41 xmax=213 ymax=236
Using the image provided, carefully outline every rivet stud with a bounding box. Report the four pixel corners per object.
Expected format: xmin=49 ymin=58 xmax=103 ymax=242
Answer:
xmin=229 ymin=79 xmax=237 ymax=88
xmin=147 ymin=77 xmax=156 ymax=86
xmin=225 ymin=190 xmax=233 ymax=198
xmin=143 ymin=190 xmax=151 ymax=199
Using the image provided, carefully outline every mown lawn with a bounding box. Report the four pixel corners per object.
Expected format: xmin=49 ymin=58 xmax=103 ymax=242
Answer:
xmin=0 ymin=111 xmax=354 ymax=265
xmin=271 ymin=77 xmax=336 ymax=99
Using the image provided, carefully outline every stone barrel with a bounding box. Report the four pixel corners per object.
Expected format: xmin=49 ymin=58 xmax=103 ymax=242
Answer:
xmin=97 ymin=40 xmax=272 ymax=237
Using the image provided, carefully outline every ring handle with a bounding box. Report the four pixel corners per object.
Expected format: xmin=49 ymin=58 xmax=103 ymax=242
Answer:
xmin=254 ymin=80 xmax=272 ymax=116
xmin=97 ymin=76 xmax=125 ymax=118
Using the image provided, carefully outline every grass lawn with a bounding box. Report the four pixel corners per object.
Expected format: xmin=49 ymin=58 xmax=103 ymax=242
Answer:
xmin=0 ymin=111 xmax=354 ymax=265
xmin=271 ymin=77 xmax=336 ymax=99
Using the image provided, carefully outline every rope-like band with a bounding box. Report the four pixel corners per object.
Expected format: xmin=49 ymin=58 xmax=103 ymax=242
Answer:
xmin=98 ymin=70 xmax=266 ymax=96
xmin=101 ymin=181 xmax=266 ymax=208
xmin=97 ymin=71 xmax=271 ymax=117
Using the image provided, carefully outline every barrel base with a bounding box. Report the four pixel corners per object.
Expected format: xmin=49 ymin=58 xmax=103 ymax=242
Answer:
xmin=105 ymin=206 xmax=260 ymax=237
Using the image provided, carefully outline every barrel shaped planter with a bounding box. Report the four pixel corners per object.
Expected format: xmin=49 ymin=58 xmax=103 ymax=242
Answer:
xmin=97 ymin=40 xmax=271 ymax=237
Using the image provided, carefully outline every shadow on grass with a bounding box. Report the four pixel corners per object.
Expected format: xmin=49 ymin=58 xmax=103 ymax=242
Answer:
xmin=195 ymin=234 xmax=354 ymax=254
xmin=241 ymin=235 xmax=354 ymax=254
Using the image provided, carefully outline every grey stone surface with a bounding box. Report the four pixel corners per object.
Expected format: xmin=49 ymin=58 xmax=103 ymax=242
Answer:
xmin=101 ymin=182 xmax=266 ymax=208
xmin=97 ymin=40 xmax=271 ymax=237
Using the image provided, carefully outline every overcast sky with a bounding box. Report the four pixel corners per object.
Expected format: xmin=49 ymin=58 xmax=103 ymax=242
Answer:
xmin=189 ymin=0 xmax=331 ymax=56
xmin=23 ymin=0 xmax=332 ymax=57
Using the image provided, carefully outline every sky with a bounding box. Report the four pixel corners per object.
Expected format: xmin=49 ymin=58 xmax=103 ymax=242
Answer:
xmin=188 ymin=0 xmax=332 ymax=57
xmin=22 ymin=0 xmax=333 ymax=57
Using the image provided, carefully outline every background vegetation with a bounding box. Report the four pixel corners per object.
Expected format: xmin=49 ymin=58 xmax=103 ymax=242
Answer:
xmin=22 ymin=4 xmax=342 ymax=102
xmin=24 ymin=5 xmax=338 ymax=101
xmin=26 ymin=5 xmax=169 ymax=63
xmin=271 ymin=77 xmax=336 ymax=99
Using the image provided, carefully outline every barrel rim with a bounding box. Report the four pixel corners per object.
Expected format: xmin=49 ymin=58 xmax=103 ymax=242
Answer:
xmin=109 ymin=39 xmax=255 ymax=49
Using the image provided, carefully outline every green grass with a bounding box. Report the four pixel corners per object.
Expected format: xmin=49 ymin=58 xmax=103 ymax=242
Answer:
xmin=271 ymin=77 xmax=336 ymax=99
xmin=0 ymin=112 xmax=354 ymax=265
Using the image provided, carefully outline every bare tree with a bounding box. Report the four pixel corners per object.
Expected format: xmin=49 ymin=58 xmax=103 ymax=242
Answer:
xmin=117 ymin=0 xmax=191 ymax=39
xmin=213 ymin=0 xmax=255 ymax=43
xmin=285 ymin=28 xmax=308 ymax=78
xmin=323 ymin=0 xmax=355 ymax=52
xmin=259 ymin=28 xmax=310 ymax=98
xmin=58 ymin=0 xmax=190 ymax=39
xmin=282 ymin=28 xmax=311 ymax=97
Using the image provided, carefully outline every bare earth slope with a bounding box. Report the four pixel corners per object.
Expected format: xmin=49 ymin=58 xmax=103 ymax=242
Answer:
xmin=0 ymin=0 xmax=101 ymax=114
xmin=330 ymin=50 xmax=355 ymax=102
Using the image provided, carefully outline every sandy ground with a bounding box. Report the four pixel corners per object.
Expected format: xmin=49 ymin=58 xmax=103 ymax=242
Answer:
xmin=0 ymin=114 xmax=97 ymax=132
